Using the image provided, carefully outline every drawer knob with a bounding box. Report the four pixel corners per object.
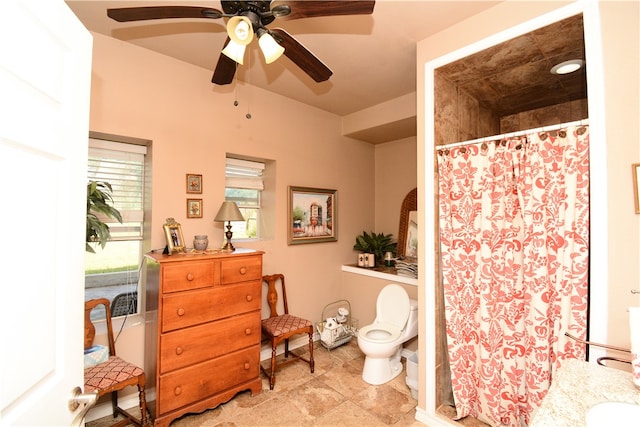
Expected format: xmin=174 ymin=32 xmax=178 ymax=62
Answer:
xmin=239 ymin=267 xmax=247 ymax=275
xmin=244 ymin=362 xmax=250 ymax=370
xmin=186 ymin=273 xmax=194 ymax=281
xmin=245 ymin=328 xmax=251 ymax=335
xmin=245 ymin=295 xmax=253 ymax=302
xmin=175 ymin=346 xmax=183 ymax=355
xmin=177 ymin=308 xmax=185 ymax=316
xmin=174 ymin=386 xmax=182 ymax=396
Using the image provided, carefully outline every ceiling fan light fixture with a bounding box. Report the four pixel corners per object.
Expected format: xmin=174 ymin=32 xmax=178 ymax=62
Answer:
xmin=222 ymin=40 xmax=246 ymax=65
xmin=550 ymin=59 xmax=585 ymax=75
xmin=226 ymin=15 xmax=254 ymax=45
xmin=258 ymin=32 xmax=285 ymax=64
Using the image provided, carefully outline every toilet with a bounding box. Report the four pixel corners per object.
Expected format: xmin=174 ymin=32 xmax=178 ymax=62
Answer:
xmin=357 ymin=284 xmax=419 ymax=385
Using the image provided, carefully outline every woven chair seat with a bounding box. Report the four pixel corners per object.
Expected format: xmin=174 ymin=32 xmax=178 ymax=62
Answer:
xmin=262 ymin=314 xmax=312 ymax=337
xmin=85 ymin=356 xmax=144 ymax=393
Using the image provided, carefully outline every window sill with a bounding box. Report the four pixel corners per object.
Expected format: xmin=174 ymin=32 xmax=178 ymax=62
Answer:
xmin=341 ymin=264 xmax=418 ymax=286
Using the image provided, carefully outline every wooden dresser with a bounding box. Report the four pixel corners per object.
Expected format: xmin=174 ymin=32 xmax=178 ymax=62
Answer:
xmin=144 ymin=249 xmax=264 ymax=427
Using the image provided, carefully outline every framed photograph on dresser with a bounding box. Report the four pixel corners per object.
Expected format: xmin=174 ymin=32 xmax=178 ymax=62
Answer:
xmin=163 ymin=218 xmax=185 ymax=253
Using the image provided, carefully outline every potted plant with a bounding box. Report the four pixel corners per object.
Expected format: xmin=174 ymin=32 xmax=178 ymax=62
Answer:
xmin=353 ymin=231 xmax=397 ymax=266
xmin=86 ymin=180 xmax=122 ymax=253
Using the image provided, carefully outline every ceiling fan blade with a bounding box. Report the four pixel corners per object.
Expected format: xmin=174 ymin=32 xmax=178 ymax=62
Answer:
xmin=271 ymin=28 xmax=332 ymax=82
xmin=212 ymin=38 xmax=238 ymax=85
xmin=107 ymin=6 xmax=223 ymax=22
xmin=278 ymin=1 xmax=375 ymax=20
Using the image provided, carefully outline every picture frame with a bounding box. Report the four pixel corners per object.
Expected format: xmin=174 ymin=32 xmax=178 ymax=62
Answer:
xmin=634 ymin=163 xmax=640 ymax=214
xmin=186 ymin=173 xmax=202 ymax=194
xmin=187 ymin=198 xmax=203 ymax=218
xmin=163 ymin=218 xmax=185 ymax=254
xmin=288 ymin=186 xmax=337 ymax=245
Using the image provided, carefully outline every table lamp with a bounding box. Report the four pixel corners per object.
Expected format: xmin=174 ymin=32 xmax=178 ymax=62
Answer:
xmin=214 ymin=201 xmax=244 ymax=252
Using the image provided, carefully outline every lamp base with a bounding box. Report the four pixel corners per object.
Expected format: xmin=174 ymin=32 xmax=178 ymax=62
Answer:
xmin=220 ymin=241 xmax=236 ymax=252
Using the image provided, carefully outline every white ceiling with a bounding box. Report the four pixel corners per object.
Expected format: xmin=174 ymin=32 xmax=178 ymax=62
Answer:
xmin=65 ymin=1 xmax=502 ymax=117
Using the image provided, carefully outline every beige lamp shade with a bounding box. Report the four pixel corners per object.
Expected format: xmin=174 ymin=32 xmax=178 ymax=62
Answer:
xmin=214 ymin=201 xmax=244 ymax=222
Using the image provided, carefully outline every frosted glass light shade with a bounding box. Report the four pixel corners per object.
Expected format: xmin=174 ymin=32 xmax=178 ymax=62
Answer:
xmin=227 ymin=16 xmax=254 ymax=45
xmin=222 ymin=40 xmax=246 ymax=65
xmin=258 ymin=33 xmax=285 ymax=64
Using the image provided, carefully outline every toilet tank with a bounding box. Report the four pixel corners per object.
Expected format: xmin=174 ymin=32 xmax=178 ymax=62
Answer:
xmin=402 ymin=299 xmax=419 ymax=338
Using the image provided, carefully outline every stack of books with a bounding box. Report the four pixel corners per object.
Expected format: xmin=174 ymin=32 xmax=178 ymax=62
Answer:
xmin=394 ymin=259 xmax=418 ymax=278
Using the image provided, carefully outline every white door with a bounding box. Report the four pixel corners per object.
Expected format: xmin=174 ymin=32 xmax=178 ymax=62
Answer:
xmin=0 ymin=1 xmax=93 ymax=425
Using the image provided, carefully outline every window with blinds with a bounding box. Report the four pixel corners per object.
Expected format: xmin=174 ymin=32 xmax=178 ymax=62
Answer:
xmin=225 ymin=157 xmax=264 ymax=239
xmin=85 ymin=138 xmax=147 ymax=318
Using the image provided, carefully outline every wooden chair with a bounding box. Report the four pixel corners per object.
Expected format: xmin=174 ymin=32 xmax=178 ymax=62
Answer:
xmin=84 ymin=298 xmax=149 ymax=427
xmin=260 ymin=274 xmax=314 ymax=390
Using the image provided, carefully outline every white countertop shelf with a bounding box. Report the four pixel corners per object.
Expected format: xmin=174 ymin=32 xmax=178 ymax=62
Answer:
xmin=341 ymin=264 xmax=418 ymax=286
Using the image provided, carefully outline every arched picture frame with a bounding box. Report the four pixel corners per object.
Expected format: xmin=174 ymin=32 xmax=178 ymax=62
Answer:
xmin=397 ymin=188 xmax=417 ymax=258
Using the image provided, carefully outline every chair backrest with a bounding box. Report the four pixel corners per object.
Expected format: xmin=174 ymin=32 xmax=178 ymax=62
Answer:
xmin=262 ymin=274 xmax=289 ymax=318
xmin=85 ymin=298 xmax=117 ymax=357
xmin=111 ymin=291 xmax=138 ymax=317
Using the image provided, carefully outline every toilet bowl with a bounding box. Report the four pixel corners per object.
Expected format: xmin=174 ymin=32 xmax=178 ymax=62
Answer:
xmin=357 ymin=284 xmax=419 ymax=385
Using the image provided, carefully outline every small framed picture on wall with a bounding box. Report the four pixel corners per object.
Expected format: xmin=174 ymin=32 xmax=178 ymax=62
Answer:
xmin=186 ymin=173 xmax=202 ymax=194
xmin=187 ymin=198 xmax=203 ymax=218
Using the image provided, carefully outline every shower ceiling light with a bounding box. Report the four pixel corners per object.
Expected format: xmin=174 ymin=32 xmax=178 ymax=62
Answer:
xmin=551 ymin=59 xmax=585 ymax=75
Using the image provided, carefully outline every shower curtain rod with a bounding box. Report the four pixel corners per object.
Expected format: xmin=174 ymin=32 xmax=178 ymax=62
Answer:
xmin=437 ymin=118 xmax=590 ymax=151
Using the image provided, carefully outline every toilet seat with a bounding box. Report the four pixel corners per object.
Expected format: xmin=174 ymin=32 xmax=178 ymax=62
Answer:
xmin=359 ymin=322 xmax=402 ymax=343
xmin=358 ymin=284 xmax=411 ymax=344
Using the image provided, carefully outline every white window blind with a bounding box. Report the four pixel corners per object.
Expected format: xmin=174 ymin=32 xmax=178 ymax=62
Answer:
xmin=225 ymin=157 xmax=264 ymax=190
xmin=88 ymin=139 xmax=146 ymax=240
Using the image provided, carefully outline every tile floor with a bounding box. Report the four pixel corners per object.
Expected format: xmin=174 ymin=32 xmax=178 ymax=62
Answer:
xmin=88 ymin=340 xmax=483 ymax=427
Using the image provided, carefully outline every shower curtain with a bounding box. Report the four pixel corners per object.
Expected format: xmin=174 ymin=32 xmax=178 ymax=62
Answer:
xmin=437 ymin=125 xmax=590 ymax=426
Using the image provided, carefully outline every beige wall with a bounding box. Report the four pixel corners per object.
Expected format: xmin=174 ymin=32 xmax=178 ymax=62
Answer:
xmin=417 ymin=0 xmax=640 ymax=417
xmin=374 ymin=136 xmax=418 ymax=238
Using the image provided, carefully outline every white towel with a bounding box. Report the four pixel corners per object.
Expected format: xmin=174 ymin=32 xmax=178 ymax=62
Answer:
xmin=630 ymin=306 xmax=640 ymax=387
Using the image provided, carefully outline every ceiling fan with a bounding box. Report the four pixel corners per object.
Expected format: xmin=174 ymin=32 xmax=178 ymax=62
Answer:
xmin=107 ymin=1 xmax=376 ymax=85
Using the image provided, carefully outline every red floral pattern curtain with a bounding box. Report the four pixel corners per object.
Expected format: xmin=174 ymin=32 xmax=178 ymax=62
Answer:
xmin=437 ymin=125 xmax=590 ymax=426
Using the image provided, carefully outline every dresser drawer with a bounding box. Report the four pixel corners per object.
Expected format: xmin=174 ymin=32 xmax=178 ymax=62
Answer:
xmin=159 ymin=311 xmax=261 ymax=374
xmin=157 ymin=345 xmax=260 ymax=414
xmin=220 ymin=255 xmax=262 ymax=285
xmin=161 ymin=281 xmax=261 ymax=332
xmin=162 ymin=260 xmax=216 ymax=293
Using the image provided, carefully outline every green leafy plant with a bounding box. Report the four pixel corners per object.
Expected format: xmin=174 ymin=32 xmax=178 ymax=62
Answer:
xmin=353 ymin=231 xmax=397 ymax=262
xmin=86 ymin=180 xmax=122 ymax=253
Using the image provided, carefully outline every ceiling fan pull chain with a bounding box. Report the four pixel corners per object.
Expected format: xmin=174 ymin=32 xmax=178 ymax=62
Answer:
xmin=245 ymin=47 xmax=252 ymax=119
xmin=233 ymin=61 xmax=239 ymax=107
